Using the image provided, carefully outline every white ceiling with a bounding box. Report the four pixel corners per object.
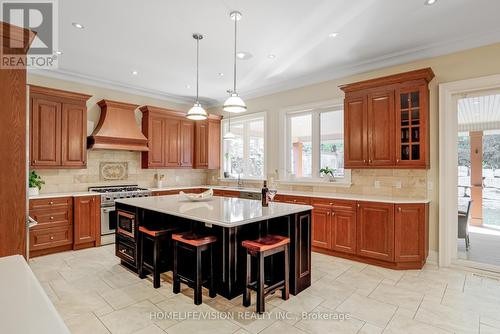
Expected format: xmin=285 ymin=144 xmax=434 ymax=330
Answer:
xmin=31 ymin=0 xmax=500 ymax=106
xmin=458 ymin=94 xmax=500 ymax=132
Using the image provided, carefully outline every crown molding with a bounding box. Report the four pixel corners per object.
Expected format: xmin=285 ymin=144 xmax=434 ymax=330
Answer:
xmin=27 ymin=68 xmax=217 ymax=107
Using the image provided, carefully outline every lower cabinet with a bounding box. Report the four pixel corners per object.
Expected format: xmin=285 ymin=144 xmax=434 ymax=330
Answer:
xmin=311 ymin=205 xmax=331 ymax=249
xmin=29 ymin=195 xmax=100 ymax=257
xmin=73 ymin=195 xmax=100 ymax=249
xmin=356 ymin=202 xmax=395 ymax=262
xmin=332 ymin=208 xmax=357 ymax=254
xmin=394 ymin=203 xmax=428 ymax=263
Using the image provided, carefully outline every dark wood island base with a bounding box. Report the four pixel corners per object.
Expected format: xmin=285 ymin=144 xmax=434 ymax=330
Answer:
xmin=115 ymin=202 xmax=312 ymax=300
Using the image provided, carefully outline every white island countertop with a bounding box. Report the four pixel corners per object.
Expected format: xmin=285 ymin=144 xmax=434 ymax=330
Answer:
xmin=0 ymin=255 xmax=70 ymax=334
xmin=116 ymin=195 xmax=313 ymax=227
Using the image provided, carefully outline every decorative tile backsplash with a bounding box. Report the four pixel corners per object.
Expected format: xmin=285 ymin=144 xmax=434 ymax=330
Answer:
xmin=33 ymin=150 xmax=208 ymax=194
xmin=99 ymin=161 xmax=128 ymax=181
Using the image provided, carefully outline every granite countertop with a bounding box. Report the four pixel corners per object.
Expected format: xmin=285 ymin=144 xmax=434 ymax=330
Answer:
xmin=116 ymin=195 xmax=313 ymax=227
xmin=0 ymin=255 xmax=70 ymax=334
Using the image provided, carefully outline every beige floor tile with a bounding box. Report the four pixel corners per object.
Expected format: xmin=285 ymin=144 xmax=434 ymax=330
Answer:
xmin=164 ymin=319 xmax=239 ymax=334
xmin=481 ymin=316 xmax=500 ymax=329
xmin=101 ymin=270 xmax=145 ymax=289
xmin=480 ymin=324 xmax=500 ymax=334
xmin=336 ymin=293 xmax=397 ymax=328
xmin=368 ymin=282 xmax=424 ymax=312
xmin=259 ymin=321 xmax=308 ymax=334
xmin=357 ymin=322 xmax=383 ymax=334
xmin=269 ymin=291 xmax=324 ymax=314
xmin=414 ymin=300 xmax=480 ymax=334
xmin=335 ymin=268 xmax=383 ymax=296
xmin=52 ymin=291 xmax=111 ymax=320
xmin=132 ymin=324 xmax=166 ymax=334
xmin=384 ymin=313 xmax=452 ymax=334
xmin=100 ymin=282 xmax=165 ymax=310
xmin=294 ymin=305 xmax=364 ymax=334
xmin=64 ymin=312 xmax=111 ymax=334
xmin=305 ymin=276 xmax=356 ymax=310
xmin=441 ymin=287 xmax=500 ymax=322
xmin=99 ymin=300 xmax=164 ymax=334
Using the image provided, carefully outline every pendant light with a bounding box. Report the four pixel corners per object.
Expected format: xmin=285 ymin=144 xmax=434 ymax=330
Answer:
xmin=223 ymin=11 xmax=247 ymax=113
xmin=186 ymin=33 xmax=208 ymax=120
xmin=223 ymin=112 xmax=236 ymax=140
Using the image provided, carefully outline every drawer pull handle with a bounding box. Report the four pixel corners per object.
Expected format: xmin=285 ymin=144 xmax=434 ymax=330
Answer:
xmin=49 ymin=201 xmax=54 ymax=205
xmin=357 ymin=204 xmax=360 ymax=208
xmin=398 ymin=207 xmax=402 ymax=212
xmin=329 ymin=202 xmax=333 ymax=205
xmin=327 ymin=212 xmax=330 ymax=216
xmin=50 ymin=236 xmax=54 ymax=240
xmin=332 ymin=212 xmax=335 ymax=216
xmin=50 ymin=216 xmax=54 ymax=220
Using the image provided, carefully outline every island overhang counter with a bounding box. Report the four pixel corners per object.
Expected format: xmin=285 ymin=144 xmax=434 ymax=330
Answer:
xmin=114 ymin=195 xmax=313 ymax=299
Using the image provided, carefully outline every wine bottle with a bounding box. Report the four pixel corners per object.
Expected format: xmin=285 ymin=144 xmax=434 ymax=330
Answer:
xmin=261 ymin=180 xmax=269 ymax=207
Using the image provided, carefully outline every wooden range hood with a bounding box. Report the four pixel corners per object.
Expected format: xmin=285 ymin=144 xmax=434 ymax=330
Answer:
xmin=87 ymin=99 xmax=149 ymax=151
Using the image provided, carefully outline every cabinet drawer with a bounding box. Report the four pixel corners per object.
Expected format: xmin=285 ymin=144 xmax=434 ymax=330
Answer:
xmin=311 ymin=198 xmax=356 ymax=211
xmin=29 ymin=209 xmax=70 ymax=229
xmin=30 ymin=197 xmax=72 ymax=211
xmin=30 ymin=225 xmax=73 ymax=251
xmin=283 ymin=195 xmax=311 ymax=205
xmin=153 ymin=190 xmax=179 ymax=196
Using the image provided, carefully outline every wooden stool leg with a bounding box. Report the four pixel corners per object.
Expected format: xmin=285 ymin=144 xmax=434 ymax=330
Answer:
xmin=282 ymin=245 xmax=289 ymax=301
xmin=209 ymin=245 xmax=216 ymax=298
xmin=256 ymin=252 xmax=265 ymax=314
xmin=194 ymin=247 xmax=203 ymax=305
xmin=173 ymin=240 xmax=180 ymax=294
xmin=138 ymin=233 xmax=146 ymax=279
xmin=243 ymin=251 xmax=251 ymax=307
xmin=153 ymin=237 xmax=160 ymax=288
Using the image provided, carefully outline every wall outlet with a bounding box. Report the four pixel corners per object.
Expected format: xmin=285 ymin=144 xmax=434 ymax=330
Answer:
xmin=394 ymin=180 xmax=402 ymax=189
xmin=374 ymin=180 xmax=381 ymax=188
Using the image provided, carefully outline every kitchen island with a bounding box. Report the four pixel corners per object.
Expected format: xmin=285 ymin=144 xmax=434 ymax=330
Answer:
xmin=114 ymin=195 xmax=313 ymax=299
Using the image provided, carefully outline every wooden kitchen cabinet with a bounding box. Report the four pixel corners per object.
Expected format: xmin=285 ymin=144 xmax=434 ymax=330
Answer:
xmin=194 ymin=116 xmax=222 ymax=169
xmin=141 ymin=106 xmax=195 ymax=168
xmin=29 ymin=86 xmax=91 ymax=168
xmin=356 ymin=201 xmax=394 ymax=262
xmin=395 ymin=203 xmax=428 ymax=263
xmin=311 ymin=204 xmax=331 ymax=249
xmin=73 ymin=195 xmax=101 ymax=249
xmin=29 ymin=196 xmax=73 ymax=257
xmin=340 ymin=68 xmax=434 ymax=169
xmin=331 ymin=204 xmax=357 ymax=254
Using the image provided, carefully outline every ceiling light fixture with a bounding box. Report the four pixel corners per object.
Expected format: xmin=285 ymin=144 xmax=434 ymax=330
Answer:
xmin=186 ymin=33 xmax=208 ymax=121
xmin=186 ymin=84 xmax=191 ymax=89
xmin=268 ymin=54 xmax=276 ymax=59
xmin=218 ymin=72 xmax=224 ymax=77
xmin=223 ymin=11 xmax=247 ymax=113
xmin=424 ymin=0 xmax=437 ymax=5
xmin=131 ymin=70 xmax=138 ymax=75
xmin=72 ymin=22 xmax=84 ymax=29
xmin=223 ymin=113 xmax=236 ymax=141
xmin=55 ymin=51 xmax=63 ymax=55
xmin=328 ymin=32 xmax=339 ymax=38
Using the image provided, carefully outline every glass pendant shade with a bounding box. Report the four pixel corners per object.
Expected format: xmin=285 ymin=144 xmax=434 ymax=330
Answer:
xmin=223 ymin=131 xmax=236 ymax=141
xmin=186 ymin=102 xmax=208 ymax=120
xmin=223 ymin=93 xmax=247 ymax=113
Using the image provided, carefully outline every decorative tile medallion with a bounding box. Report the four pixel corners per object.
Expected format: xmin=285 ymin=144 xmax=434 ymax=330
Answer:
xmin=100 ymin=162 xmax=128 ymax=181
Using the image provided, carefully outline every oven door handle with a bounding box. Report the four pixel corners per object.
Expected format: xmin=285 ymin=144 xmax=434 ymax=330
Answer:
xmin=102 ymin=206 xmax=116 ymax=213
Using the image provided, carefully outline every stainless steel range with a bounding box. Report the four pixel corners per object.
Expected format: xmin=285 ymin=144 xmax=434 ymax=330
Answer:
xmin=89 ymin=185 xmax=152 ymax=236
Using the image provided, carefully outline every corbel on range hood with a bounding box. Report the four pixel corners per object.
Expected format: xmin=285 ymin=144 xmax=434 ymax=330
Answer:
xmin=87 ymin=99 xmax=149 ymax=151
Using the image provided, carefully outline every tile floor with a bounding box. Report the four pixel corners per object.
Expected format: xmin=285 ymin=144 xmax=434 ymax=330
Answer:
xmin=458 ymin=226 xmax=500 ymax=267
xmin=29 ymin=245 xmax=500 ymax=334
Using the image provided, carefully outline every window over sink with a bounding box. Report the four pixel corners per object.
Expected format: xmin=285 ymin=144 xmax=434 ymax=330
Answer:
xmin=283 ymin=103 xmax=349 ymax=184
xmin=221 ymin=112 xmax=266 ymax=180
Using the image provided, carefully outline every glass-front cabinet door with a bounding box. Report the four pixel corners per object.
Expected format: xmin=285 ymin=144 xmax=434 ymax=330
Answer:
xmin=395 ymin=84 xmax=428 ymax=168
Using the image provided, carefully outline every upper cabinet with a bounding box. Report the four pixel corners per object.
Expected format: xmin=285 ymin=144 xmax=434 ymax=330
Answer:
xmin=194 ymin=115 xmax=221 ymax=169
xmin=141 ymin=106 xmax=197 ymax=168
xmin=340 ymin=68 xmax=434 ymax=169
xmin=30 ymin=86 xmax=91 ymax=169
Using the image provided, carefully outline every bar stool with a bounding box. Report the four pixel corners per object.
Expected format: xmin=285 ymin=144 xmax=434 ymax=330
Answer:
xmin=242 ymin=235 xmax=290 ymax=314
xmin=171 ymin=232 xmax=217 ymax=305
xmin=138 ymin=225 xmax=178 ymax=288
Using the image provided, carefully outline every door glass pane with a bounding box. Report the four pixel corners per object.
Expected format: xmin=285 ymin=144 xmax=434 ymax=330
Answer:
xmin=290 ymin=114 xmax=312 ymax=177
xmin=320 ymin=110 xmax=344 ymax=176
xmin=411 ymin=91 xmax=420 ymax=107
xmin=223 ymin=122 xmax=243 ymax=178
xmin=400 ymin=93 xmax=409 ymax=109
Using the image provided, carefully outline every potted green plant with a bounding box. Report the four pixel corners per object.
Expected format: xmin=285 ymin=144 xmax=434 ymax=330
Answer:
xmin=320 ymin=166 xmax=336 ymax=182
xmin=29 ymin=171 xmax=45 ymax=196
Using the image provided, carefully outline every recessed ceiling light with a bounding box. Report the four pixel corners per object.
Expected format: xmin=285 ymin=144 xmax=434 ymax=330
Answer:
xmin=186 ymin=84 xmax=191 ymax=89
xmin=328 ymin=32 xmax=339 ymax=38
xmin=131 ymin=70 xmax=138 ymax=75
xmin=268 ymin=54 xmax=276 ymax=59
xmin=55 ymin=51 xmax=63 ymax=55
xmin=236 ymin=51 xmax=252 ymax=60
xmin=424 ymin=0 xmax=437 ymax=5
xmin=218 ymin=72 xmax=224 ymax=77
xmin=72 ymin=22 xmax=84 ymax=29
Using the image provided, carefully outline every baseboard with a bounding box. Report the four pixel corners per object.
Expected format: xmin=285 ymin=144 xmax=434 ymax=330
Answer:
xmin=427 ymin=250 xmax=438 ymax=265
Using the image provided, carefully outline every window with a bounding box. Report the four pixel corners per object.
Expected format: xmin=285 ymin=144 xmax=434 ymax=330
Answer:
xmin=286 ymin=107 xmax=345 ymax=180
xmin=222 ymin=113 xmax=265 ymax=179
